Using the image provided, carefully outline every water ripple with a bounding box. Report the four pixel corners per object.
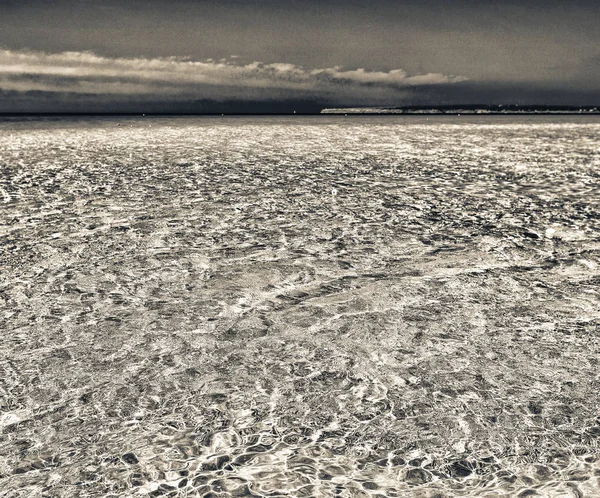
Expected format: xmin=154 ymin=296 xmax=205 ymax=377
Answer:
xmin=1 ymin=116 xmax=599 ymax=497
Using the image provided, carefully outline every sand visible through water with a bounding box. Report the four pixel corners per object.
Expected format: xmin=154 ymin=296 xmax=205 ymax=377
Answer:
xmin=1 ymin=115 xmax=599 ymax=497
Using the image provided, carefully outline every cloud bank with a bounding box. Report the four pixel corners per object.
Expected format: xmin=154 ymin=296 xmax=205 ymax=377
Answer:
xmin=0 ymin=48 xmax=467 ymax=102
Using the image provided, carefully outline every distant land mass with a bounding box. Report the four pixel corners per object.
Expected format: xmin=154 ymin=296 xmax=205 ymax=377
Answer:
xmin=2 ymin=104 xmax=600 ymax=116
xmin=321 ymin=104 xmax=600 ymax=114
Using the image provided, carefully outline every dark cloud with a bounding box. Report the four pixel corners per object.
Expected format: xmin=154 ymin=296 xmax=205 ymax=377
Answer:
xmin=0 ymin=48 xmax=467 ymax=110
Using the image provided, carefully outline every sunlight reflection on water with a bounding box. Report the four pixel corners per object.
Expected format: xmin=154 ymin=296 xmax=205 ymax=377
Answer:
xmin=1 ymin=116 xmax=599 ymax=497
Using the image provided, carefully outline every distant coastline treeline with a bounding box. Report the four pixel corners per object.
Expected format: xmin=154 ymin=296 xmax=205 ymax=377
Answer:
xmin=321 ymin=104 xmax=600 ymax=114
xmin=1 ymin=104 xmax=599 ymax=116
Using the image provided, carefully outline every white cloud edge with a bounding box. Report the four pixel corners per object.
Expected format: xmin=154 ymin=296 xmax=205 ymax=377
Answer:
xmin=0 ymin=48 xmax=468 ymax=97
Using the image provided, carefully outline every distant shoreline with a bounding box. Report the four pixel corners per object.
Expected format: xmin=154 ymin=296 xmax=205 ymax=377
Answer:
xmin=321 ymin=105 xmax=600 ymax=115
xmin=1 ymin=106 xmax=600 ymax=117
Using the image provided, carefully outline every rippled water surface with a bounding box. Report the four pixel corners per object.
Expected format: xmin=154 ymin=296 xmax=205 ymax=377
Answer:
xmin=1 ymin=115 xmax=600 ymax=497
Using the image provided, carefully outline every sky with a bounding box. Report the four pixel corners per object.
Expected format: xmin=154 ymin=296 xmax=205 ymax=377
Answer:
xmin=1 ymin=0 xmax=599 ymax=112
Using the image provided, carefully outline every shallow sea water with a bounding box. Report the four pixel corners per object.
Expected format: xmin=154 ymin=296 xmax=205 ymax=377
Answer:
xmin=1 ymin=115 xmax=600 ymax=497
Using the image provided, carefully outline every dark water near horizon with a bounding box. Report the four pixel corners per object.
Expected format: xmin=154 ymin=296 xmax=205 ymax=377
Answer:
xmin=1 ymin=116 xmax=600 ymax=497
